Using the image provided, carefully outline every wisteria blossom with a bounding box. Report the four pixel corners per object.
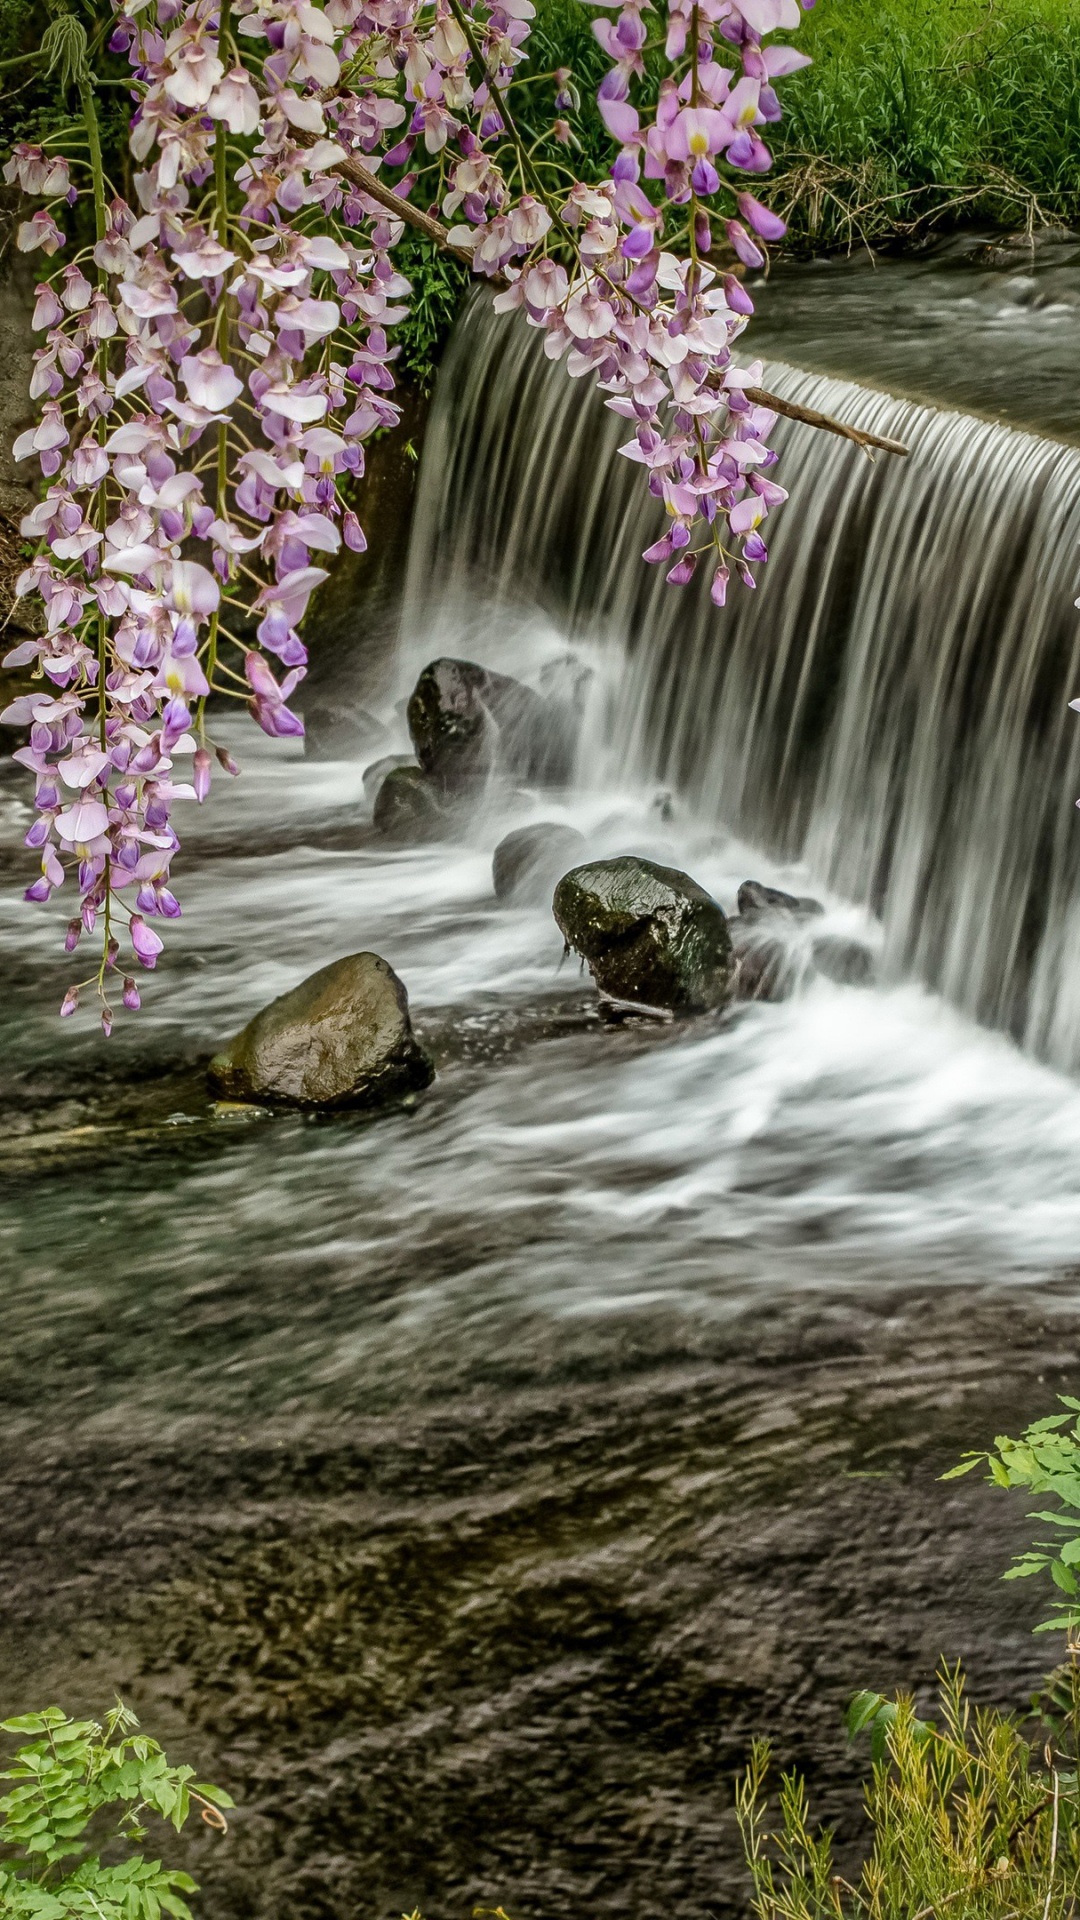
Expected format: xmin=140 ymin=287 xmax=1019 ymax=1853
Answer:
xmin=2 ymin=0 xmax=814 ymax=1027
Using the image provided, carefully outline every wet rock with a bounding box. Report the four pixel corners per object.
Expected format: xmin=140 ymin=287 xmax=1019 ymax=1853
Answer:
xmin=363 ymin=753 xmax=417 ymax=805
xmin=553 ymin=856 xmax=735 ymax=1012
xmin=812 ymin=935 xmax=876 ymax=987
xmin=372 ymin=764 xmax=449 ymax=842
xmin=407 ymin=657 xmax=554 ymax=790
xmin=493 ymin=823 xmax=588 ymax=906
xmin=539 ymin=652 xmax=593 ymax=707
xmin=738 ymin=879 xmax=825 ymax=921
xmin=207 ymin=953 xmax=435 ymax=1110
xmin=727 ymin=916 xmax=792 ymax=1003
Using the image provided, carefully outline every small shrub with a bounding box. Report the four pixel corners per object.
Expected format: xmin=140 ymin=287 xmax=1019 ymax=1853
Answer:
xmin=945 ymin=1395 xmax=1080 ymax=1636
xmin=0 ymin=1703 xmax=231 ymax=1919
xmin=738 ymin=1398 xmax=1080 ymax=1919
xmin=738 ymin=1665 xmax=1080 ymax=1919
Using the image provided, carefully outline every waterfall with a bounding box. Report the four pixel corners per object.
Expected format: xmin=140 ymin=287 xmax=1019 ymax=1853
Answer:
xmin=402 ymin=293 xmax=1080 ymax=1073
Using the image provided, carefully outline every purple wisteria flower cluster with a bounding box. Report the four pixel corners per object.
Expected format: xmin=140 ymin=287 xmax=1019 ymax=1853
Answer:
xmin=2 ymin=0 xmax=809 ymax=1027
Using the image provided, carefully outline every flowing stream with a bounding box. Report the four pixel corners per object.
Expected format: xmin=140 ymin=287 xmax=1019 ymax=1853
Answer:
xmin=3 ymin=244 xmax=1080 ymax=1917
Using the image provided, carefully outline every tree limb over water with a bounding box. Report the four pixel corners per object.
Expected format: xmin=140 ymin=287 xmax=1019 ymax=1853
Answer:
xmin=328 ymin=147 xmax=911 ymax=463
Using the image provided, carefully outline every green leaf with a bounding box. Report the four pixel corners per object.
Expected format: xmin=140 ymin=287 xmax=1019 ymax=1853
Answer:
xmin=846 ymin=1691 xmax=886 ymax=1738
xmin=940 ymin=1455 xmax=986 ymax=1481
xmin=1051 ymin=1560 xmax=1079 ymax=1594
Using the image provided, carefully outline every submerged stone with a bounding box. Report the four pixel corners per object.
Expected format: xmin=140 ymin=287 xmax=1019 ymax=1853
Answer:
xmin=812 ymin=935 xmax=876 ymax=987
xmin=302 ymin=699 xmax=387 ymax=761
xmin=407 ymin=657 xmax=556 ymax=789
xmin=373 ymin=764 xmax=449 ymax=841
xmin=493 ymin=823 xmax=588 ymax=905
xmin=727 ymin=916 xmax=793 ymax=1003
xmin=553 ymin=856 xmax=735 ymax=1012
xmin=738 ymin=879 xmax=825 ymax=920
xmin=537 ymin=652 xmax=594 ymax=782
xmin=207 ymin=952 xmax=435 ymax=1110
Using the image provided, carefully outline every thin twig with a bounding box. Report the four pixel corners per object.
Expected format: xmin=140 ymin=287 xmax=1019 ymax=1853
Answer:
xmin=744 ymin=386 xmax=910 ymax=458
xmin=1042 ymin=1770 xmax=1060 ymax=1920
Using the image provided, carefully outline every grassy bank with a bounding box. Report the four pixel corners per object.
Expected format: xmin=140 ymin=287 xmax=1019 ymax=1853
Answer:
xmin=772 ymin=0 xmax=1080 ymax=248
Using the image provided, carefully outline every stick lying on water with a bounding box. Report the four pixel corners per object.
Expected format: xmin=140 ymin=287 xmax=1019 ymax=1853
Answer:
xmin=329 ymin=147 xmax=911 ymax=460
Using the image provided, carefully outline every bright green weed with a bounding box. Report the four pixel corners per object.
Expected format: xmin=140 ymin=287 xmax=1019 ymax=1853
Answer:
xmin=0 ymin=1704 xmax=231 ymax=1920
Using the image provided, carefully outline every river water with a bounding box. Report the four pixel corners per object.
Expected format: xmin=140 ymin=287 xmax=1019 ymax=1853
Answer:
xmin=3 ymin=240 xmax=1080 ymax=1918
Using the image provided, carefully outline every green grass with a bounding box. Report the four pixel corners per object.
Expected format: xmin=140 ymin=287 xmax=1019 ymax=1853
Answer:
xmin=771 ymin=0 xmax=1080 ymax=248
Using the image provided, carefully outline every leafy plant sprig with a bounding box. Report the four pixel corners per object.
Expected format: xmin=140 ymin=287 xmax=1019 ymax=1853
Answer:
xmin=0 ymin=1702 xmax=232 ymax=1920
xmin=943 ymin=1396 xmax=1080 ymax=1635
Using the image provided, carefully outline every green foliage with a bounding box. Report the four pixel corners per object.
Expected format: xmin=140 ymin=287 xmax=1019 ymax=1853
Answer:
xmin=944 ymin=1396 xmax=1080 ymax=1636
xmin=400 ymin=0 xmax=1080 ymax=373
xmin=738 ymin=1664 xmax=1080 ymax=1920
xmin=0 ymin=1704 xmax=232 ymax=1920
xmin=392 ymin=0 xmax=611 ymax=387
xmin=392 ymin=232 xmax=469 ymax=394
xmin=0 ymin=0 xmax=129 ymax=198
xmin=771 ymin=0 xmax=1080 ymax=249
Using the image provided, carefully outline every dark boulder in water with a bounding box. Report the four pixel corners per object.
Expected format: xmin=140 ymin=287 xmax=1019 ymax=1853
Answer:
xmin=812 ymin=935 xmax=876 ymax=987
xmin=553 ymin=856 xmax=735 ymax=1012
xmin=493 ymin=823 xmax=588 ymax=905
xmin=372 ymin=764 xmax=449 ymax=841
xmin=407 ymin=657 xmax=558 ymax=790
xmin=738 ymin=879 xmax=825 ymax=921
xmin=208 ymin=953 xmax=435 ymax=1110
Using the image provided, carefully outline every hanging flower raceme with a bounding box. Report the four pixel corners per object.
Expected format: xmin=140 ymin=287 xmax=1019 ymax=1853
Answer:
xmin=4 ymin=0 xmax=809 ymax=1026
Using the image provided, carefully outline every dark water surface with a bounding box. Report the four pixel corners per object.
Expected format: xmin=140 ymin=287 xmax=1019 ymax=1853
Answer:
xmin=5 ymin=244 xmax=1080 ymax=1916
xmin=750 ymin=230 xmax=1080 ymax=439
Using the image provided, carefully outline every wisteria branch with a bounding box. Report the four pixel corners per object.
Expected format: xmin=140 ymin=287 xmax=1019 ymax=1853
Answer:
xmin=2 ymin=0 xmax=870 ymax=1029
xmin=323 ymin=140 xmax=911 ymax=459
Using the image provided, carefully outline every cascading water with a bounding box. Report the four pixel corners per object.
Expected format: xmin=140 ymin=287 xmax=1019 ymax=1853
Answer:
xmin=403 ymin=293 xmax=1080 ymax=1070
